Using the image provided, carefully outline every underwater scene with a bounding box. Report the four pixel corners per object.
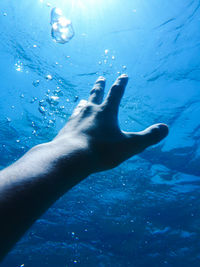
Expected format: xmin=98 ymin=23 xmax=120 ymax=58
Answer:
xmin=0 ymin=0 xmax=200 ymax=266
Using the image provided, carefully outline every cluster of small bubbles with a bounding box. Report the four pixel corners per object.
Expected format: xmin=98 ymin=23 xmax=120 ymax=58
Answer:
xmin=15 ymin=61 xmax=23 ymax=72
xmin=98 ymin=49 xmax=118 ymax=72
xmin=97 ymin=49 xmax=128 ymax=76
xmin=59 ymin=105 xmax=65 ymax=110
xmin=47 ymin=119 xmax=55 ymax=127
xmin=46 ymin=95 xmax=60 ymax=106
xmin=50 ymin=7 xmax=75 ymax=44
xmin=30 ymin=97 xmax=38 ymax=103
xmin=39 ymin=99 xmax=46 ymax=106
xmin=38 ymin=100 xmax=47 ymax=115
xmin=54 ymin=87 xmax=63 ymax=96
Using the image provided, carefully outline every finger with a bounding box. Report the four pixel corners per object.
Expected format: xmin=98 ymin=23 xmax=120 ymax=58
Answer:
xmin=89 ymin=76 xmax=106 ymax=104
xmin=124 ymin=123 xmax=169 ymax=153
xmin=103 ymin=74 xmax=128 ymax=113
xmin=71 ymin=99 xmax=88 ymax=117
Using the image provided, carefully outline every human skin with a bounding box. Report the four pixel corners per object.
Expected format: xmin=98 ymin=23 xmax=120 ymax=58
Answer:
xmin=0 ymin=74 xmax=168 ymax=260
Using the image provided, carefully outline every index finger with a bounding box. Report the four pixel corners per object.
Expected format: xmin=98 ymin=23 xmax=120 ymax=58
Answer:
xmin=102 ymin=74 xmax=128 ymax=114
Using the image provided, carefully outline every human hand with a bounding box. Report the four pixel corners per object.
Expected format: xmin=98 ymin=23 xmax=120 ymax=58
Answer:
xmin=54 ymin=74 xmax=168 ymax=173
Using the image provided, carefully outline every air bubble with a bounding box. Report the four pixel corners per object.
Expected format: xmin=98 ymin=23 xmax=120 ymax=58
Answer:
xmin=50 ymin=7 xmax=74 ymax=44
xmin=46 ymin=95 xmax=59 ymax=106
xmin=74 ymin=96 xmax=79 ymax=102
xmin=39 ymin=106 xmax=46 ymax=114
xmin=46 ymin=74 xmax=53 ymax=80
xmin=33 ymin=80 xmax=40 ymax=87
xmin=15 ymin=61 xmax=23 ymax=72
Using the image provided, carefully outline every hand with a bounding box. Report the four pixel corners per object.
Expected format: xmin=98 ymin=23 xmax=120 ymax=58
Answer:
xmin=54 ymin=74 xmax=169 ymax=173
xmin=0 ymin=75 xmax=169 ymax=260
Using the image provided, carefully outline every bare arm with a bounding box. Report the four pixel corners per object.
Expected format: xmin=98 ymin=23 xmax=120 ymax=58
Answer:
xmin=0 ymin=75 xmax=168 ymax=260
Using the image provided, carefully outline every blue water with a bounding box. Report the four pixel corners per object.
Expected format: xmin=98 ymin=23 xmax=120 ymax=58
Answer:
xmin=0 ymin=0 xmax=200 ymax=266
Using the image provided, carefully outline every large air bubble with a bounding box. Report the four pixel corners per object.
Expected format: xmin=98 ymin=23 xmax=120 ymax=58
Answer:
xmin=50 ymin=7 xmax=74 ymax=44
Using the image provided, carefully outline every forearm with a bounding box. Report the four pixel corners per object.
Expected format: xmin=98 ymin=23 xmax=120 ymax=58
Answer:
xmin=0 ymin=137 xmax=91 ymax=260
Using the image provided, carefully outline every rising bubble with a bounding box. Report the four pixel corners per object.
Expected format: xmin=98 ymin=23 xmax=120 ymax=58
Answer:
xmin=50 ymin=7 xmax=74 ymax=44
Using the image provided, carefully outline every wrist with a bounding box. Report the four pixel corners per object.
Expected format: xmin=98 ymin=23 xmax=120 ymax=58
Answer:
xmin=48 ymin=135 xmax=94 ymax=186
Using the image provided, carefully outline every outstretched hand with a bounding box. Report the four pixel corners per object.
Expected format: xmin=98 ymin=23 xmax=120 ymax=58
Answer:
xmin=54 ymin=74 xmax=169 ymax=173
xmin=0 ymin=75 xmax=169 ymax=260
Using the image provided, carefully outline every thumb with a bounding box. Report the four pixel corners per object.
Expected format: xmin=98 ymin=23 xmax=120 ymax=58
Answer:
xmin=136 ymin=123 xmax=169 ymax=148
xmin=124 ymin=123 xmax=169 ymax=156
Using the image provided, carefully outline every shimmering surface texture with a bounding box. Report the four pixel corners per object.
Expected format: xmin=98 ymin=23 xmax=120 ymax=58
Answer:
xmin=0 ymin=0 xmax=200 ymax=266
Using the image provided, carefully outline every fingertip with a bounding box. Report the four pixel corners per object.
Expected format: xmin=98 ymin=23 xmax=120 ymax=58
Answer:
xmin=140 ymin=123 xmax=169 ymax=148
xmin=157 ymin=123 xmax=169 ymax=139
xmin=115 ymin=74 xmax=129 ymax=87
xmin=96 ymin=76 xmax=106 ymax=83
xmin=148 ymin=123 xmax=169 ymax=144
xmin=120 ymin=73 xmax=128 ymax=78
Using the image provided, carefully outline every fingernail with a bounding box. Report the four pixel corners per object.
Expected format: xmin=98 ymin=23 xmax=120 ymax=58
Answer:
xmin=119 ymin=74 xmax=128 ymax=78
xmin=97 ymin=76 xmax=106 ymax=81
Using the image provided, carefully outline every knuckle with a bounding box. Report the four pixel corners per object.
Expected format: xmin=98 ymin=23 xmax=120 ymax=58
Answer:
xmin=90 ymin=85 xmax=102 ymax=94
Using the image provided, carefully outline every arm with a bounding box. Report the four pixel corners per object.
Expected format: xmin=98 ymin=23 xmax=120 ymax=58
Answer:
xmin=0 ymin=75 xmax=168 ymax=260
